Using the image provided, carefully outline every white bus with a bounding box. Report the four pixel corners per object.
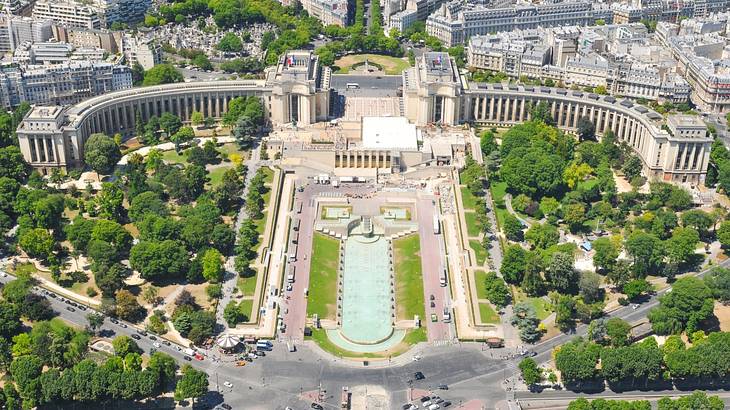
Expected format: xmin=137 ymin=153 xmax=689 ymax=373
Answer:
xmin=433 ymin=214 xmax=440 ymax=235
xmin=346 ymin=83 xmax=360 ymax=89
xmin=287 ymin=266 xmax=296 ymax=283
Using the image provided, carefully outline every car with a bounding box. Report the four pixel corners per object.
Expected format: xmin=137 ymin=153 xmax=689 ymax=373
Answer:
xmin=430 ymin=295 xmax=435 ymax=301
xmin=434 ymin=398 xmax=444 ymax=404
xmin=286 ymin=284 xmax=293 ymax=291
xmin=66 ymin=306 xmax=76 ymax=312
xmin=221 ymin=404 xmax=232 ymax=410
xmin=311 ymin=404 xmax=323 ymax=410
xmin=442 ymin=402 xmax=451 ymax=408
xmin=149 ymin=335 xmax=157 ymax=341
xmin=438 ymin=384 xmax=448 ymax=390
xmin=183 ymin=355 xmax=192 ymax=361
xmin=431 ymin=313 xmax=437 ymax=322
xmin=78 ymin=305 xmax=87 ymax=311
xmin=244 ymin=357 xmax=253 ymax=362
xmin=255 ymin=351 xmax=266 ymax=357
xmin=430 ymin=301 xmax=436 ymax=308
xmin=153 ymin=342 xmax=161 ymax=348
xmin=131 ymin=334 xmax=141 ymax=340
xmin=420 ymin=396 xmax=431 ymax=403
xmin=119 ymin=323 xmax=127 ymax=328
xmin=414 ymin=371 xmax=425 ymax=380
xmin=47 ymin=292 xmax=56 ymax=298
xmin=223 ymin=381 xmax=233 ymax=388
xmin=110 ymin=318 xmax=118 ymax=324
xmin=137 ymin=330 xmax=147 ymax=336
xmin=0 ymin=272 xmax=6 ymax=277
xmin=162 ymin=340 xmax=171 ymax=346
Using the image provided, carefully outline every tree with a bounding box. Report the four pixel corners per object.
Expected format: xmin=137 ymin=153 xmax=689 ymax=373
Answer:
xmin=625 ymin=231 xmax=663 ymax=277
xmin=143 ymin=64 xmax=183 ymax=86
xmin=10 ymin=354 xmax=43 ymax=405
xmin=539 ymin=197 xmax=560 ymax=218
xmin=503 ymin=213 xmax=524 ymax=242
xmin=84 ymin=133 xmax=121 ymax=176
xmin=223 ymin=301 xmax=244 ymax=326
xmin=115 ymin=289 xmax=144 ymax=321
xmin=18 ymin=228 xmax=55 ymax=261
xmin=648 ymin=276 xmax=715 ymax=334
xmin=511 ymin=302 xmax=542 ymax=342
xmin=621 ymin=155 xmax=642 ymax=180
xmin=576 ymin=117 xmax=595 ymax=141
xmin=563 ymin=162 xmax=593 ymax=189
xmin=479 ymin=130 xmax=498 ymax=155
xmin=705 ymin=267 xmax=730 ymax=303
xmin=148 ymin=352 xmax=178 ymax=389
xmin=530 ymin=101 xmax=554 ymax=125
xmin=554 ymin=338 xmax=601 ymax=384
xmin=0 ymin=302 xmax=20 ymax=338
xmin=657 ymin=392 xmax=723 ymax=410
xmin=605 ymin=318 xmax=631 ymax=347
xmin=141 ymin=285 xmax=161 ymax=305
xmin=112 ymin=335 xmax=141 ymax=357
xmin=217 ymin=32 xmax=243 ymax=52
xmin=519 ymin=358 xmax=542 ymax=385
xmin=665 ymin=227 xmax=699 ymax=266
xmin=681 ymin=210 xmax=713 ymax=238
xmin=86 ymin=312 xmax=104 ymax=335
xmin=666 ymin=187 xmax=692 ymax=211
xmin=170 ymin=126 xmax=194 ymax=152
xmin=91 ymin=219 xmax=132 ymax=257
xmin=174 ymin=365 xmax=208 ymax=402
xmin=592 ymin=237 xmax=619 ymax=274
xmin=0 ymin=146 xmax=30 ymax=181
xmin=579 ymin=271 xmax=603 ymax=303
xmin=190 ymin=111 xmax=204 ymax=126
xmin=563 ymin=203 xmax=586 ymax=232
xmin=555 ymin=294 xmax=576 ymax=331
xmin=525 ymin=223 xmax=559 ymax=249
xmin=546 ymin=252 xmax=578 ymax=294
xmin=201 ymin=248 xmax=224 ymax=283
xmin=623 ymin=278 xmax=651 ymax=300
xmin=483 ymin=272 xmax=510 ymax=308
xmin=501 ymin=245 xmax=527 ymax=284
xmin=130 ymin=240 xmax=190 ymax=281
xmin=129 ymin=191 xmax=168 ymax=222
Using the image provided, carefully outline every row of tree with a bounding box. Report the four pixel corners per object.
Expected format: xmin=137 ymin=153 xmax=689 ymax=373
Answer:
xmin=566 ymin=392 xmax=722 ymax=410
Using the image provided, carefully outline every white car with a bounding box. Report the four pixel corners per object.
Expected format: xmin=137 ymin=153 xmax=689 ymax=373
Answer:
xmin=223 ymin=381 xmax=233 ymax=388
xmin=153 ymin=342 xmax=161 ymax=348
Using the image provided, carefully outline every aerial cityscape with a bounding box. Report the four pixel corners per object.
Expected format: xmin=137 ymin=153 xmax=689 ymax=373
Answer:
xmin=2 ymin=0 xmax=730 ymax=409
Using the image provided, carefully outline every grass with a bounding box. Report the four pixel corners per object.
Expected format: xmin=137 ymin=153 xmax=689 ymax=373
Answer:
xmin=460 ymin=187 xmax=479 ymax=210
xmin=307 ymin=233 xmax=340 ymax=320
xmin=478 ymin=303 xmax=500 ymax=324
xmin=12 ymin=262 xmax=35 ymax=276
xmin=308 ymin=328 xmax=426 ymax=359
xmin=469 ymin=239 xmax=488 ymax=266
xmin=513 ymin=289 xmax=552 ymax=321
xmin=334 ymin=54 xmax=410 ymax=75
xmin=464 ymin=212 xmax=481 ymax=237
xmin=162 ymin=149 xmax=186 ymax=164
xmin=206 ymin=166 xmax=233 ymax=188
xmin=393 ymin=235 xmax=426 ymax=321
xmin=261 ymin=167 xmax=274 ymax=184
xmin=474 ymin=270 xmax=488 ymax=300
xmin=237 ymin=274 xmax=258 ymax=297
xmin=490 ymin=181 xmax=509 ymax=228
xmin=239 ymin=299 xmax=254 ymax=322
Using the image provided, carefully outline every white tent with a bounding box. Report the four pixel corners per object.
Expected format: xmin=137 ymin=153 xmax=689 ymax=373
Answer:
xmin=216 ymin=334 xmax=239 ymax=350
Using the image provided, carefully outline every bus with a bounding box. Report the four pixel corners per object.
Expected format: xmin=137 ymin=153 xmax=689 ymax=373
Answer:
xmin=256 ymin=340 xmax=273 ymax=351
xmin=346 ymin=83 xmax=360 ymax=89
xmin=296 ymin=202 xmax=303 ymax=214
xmin=287 ymin=266 xmax=296 ymax=283
xmin=433 ymin=214 xmax=440 ymax=234
xmin=293 ymin=218 xmax=301 ymax=231
xmin=288 ymin=245 xmax=298 ymax=262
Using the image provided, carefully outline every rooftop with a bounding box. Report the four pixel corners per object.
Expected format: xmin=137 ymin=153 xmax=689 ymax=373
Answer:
xmin=361 ymin=117 xmax=418 ymax=151
xmin=27 ymin=105 xmax=63 ymax=120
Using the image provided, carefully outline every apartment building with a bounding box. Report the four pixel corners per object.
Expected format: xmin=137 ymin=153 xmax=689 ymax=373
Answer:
xmin=300 ymin=0 xmax=348 ymax=27
xmin=33 ymin=0 xmax=149 ymax=29
xmin=0 ymin=61 xmax=131 ymax=109
xmin=122 ymin=35 xmax=160 ymax=70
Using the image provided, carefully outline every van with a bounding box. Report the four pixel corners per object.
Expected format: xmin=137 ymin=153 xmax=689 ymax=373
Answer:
xmin=442 ymin=308 xmax=451 ymax=323
xmin=287 ymin=342 xmax=296 ymax=352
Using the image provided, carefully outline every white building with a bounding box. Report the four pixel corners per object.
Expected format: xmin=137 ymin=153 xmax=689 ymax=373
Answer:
xmin=0 ymin=61 xmax=131 ymax=109
xmin=33 ymin=1 xmax=101 ymax=29
xmin=388 ymin=9 xmax=418 ymax=33
xmin=300 ymin=0 xmax=348 ymax=27
xmin=123 ymin=35 xmax=160 ymax=70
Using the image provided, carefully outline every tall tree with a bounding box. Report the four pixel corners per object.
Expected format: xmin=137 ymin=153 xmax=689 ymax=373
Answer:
xmin=84 ymin=134 xmax=121 ymax=176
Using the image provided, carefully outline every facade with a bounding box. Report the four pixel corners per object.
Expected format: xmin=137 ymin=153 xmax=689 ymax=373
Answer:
xmin=658 ymin=18 xmax=730 ymax=113
xmin=425 ymin=1 xmax=599 ymax=47
xmin=54 ymin=26 xmax=122 ymax=54
xmin=33 ymin=1 xmax=101 ymax=29
xmin=388 ymin=9 xmax=418 ymax=33
xmin=0 ymin=61 xmax=131 ymax=109
xmin=122 ymin=35 xmax=161 ymax=70
xmin=300 ymin=0 xmax=348 ymax=27
xmin=16 ymin=51 xmax=710 ymax=185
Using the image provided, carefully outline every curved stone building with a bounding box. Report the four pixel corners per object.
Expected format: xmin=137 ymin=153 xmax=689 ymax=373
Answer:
xmin=18 ymin=51 xmax=710 ymax=185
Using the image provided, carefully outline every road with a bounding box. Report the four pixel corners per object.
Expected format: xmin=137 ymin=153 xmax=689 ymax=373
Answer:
xmin=416 ymin=197 xmax=454 ymax=342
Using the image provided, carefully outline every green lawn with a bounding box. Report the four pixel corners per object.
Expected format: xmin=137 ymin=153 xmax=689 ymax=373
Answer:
xmin=206 ymin=166 xmax=233 ymax=188
xmin=478 ymin=303 xmax=500 ymax=324
xmin=474 ymin=270 xmax=488 ymax=300
xmin=308 ymin=329 xmax=382 ymax=358
xmin=307 ymin=233 xmax=340 ymax=320
xmin=393 ymin=235 xmax=426 ymax=321
xmin=162 ymin=149 xmax=186 ymax=164
xmin=469 ymin=239 xmax=488 ymax=266
xmin=261 ymin=167 xmax=274 ymax=184
xmin=513 ymin=290 xmax=552 ymax=321
xmin=460 ymin=187 xmax=479 ymax=210
xmin=237 ymin=274 xmax=258 ymax=297
xmin=490 ymin=181 xmax=509 ymax=228
xmin=402 ymin=327 xmax=427 ymax=344
xmin=334 ymin=54 xmax=411 ymax=75
xmin=464 ymin=212 xmax=481 ymax=237
xmin=239 ymin=299 xmax=254 ymax=322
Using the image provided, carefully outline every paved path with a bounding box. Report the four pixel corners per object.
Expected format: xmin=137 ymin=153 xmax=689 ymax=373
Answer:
xmin=217 ymin=142 xmax=262 ymax=328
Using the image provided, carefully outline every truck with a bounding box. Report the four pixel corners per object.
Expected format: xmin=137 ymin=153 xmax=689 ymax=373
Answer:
xmin=439 ymin=268 xmax=447 ymax=287
xmin=442 ymin=307 xmax=451 ymax=323
xmin=183 ymin=348 xmax=195 ymax=356
xmin=288 ymin=244 xmax=298 ymax=262
xmin=287 ymin=266 xmax=296 ymax=283
xmin=293 ymin=218 xmax=301 ymax=231
xmin=433 ymin=214 xmax=440 ymax=235
xmin=296 ymin=202 xmax=303 ymax=214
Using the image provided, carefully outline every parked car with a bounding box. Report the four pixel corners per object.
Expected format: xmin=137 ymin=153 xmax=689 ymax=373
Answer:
xmin=414 ymin=371 xmax=425 ymax=380
xmin=66 ymin=306 xmax=76 ymax=312
xmin=183 ymin=356 xmax=192 ymax=361
xmin=131 ymin=334 xmax=141 ymax=340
